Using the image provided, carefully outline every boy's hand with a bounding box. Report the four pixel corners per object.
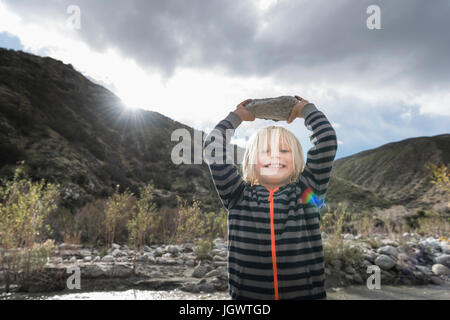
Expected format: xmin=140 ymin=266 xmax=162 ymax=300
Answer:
xmin=234 ymin=99 xmax=255 ymax=121
xmin=287 ymin=95 xmax=310 ymax=124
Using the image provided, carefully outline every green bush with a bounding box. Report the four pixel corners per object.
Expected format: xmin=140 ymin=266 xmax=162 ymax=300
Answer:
xmin=0 ymin=164 xmax=60 ymax=292
xmin=194 ymin=239 xmax=213 ymax=261
xmin=16 ymin=239 xmax=57 ymax=273
xmin=104 ymin=185 xmax=135 ymax=247
xmin=171 ymin=197 xmax=206 ymax=244
xmin=73 ymin=199 xmax=107 ymax=246
xmin=323 ymin=237 xmax=362 ymax=267
xmin=128 ymin=183 xmax=158 ymax=250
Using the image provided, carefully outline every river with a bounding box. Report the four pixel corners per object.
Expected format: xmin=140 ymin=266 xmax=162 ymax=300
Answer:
xmin=1 ymin=284 xmax=449 ymax=300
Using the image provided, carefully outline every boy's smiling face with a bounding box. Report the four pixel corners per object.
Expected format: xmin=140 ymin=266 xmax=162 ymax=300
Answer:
xmin=255 ymin=138 xmax=294 ymax=188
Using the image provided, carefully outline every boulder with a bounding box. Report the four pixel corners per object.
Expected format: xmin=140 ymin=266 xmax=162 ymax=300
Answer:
xmin=381 ymin=239 xmax=399 ymax=247
xmin=213 ymin=255 xmax=226 ymax=262
xmin=79 ymin=249 xmax=92 ymax=258
xmin=362 ymin=250 xmax=377 ymax=263
xmin=344 ymin=266 xmax=356 ymax=274
xmin=59 ymin=249 xmax=82 ymax=258
xmin=112 ymin=264 xmax=133 ymax=278
xmin=213 ymin=261 xmax=227 ymax=267
xmin=185 ymin=260 xmax=195 ymax=267
xmin=352 ymin=273 xmax=364 ymax=284
xmin=434 ymin=254 xmax=450 ymax=268
xmin=198 ymin=282 xmax=216 ymax=293
xmin=431 ymin=264 xmax=450 ymax=276
xmin=112 ymin=249 xmax=122 ymax=257
xmin=343 ymin=233 xmax=355 ymax=241
xmin=329 ymin=259 xmax=342 ymax=270
xmin=377 ymin=245 xmax=398 ymax=257
xmin=154 ymin=247 xmax=164 ymax=257
xmin=441 ymin=242 xmax=450 ymax=254
xmin=192 ymin=265 xmax=209 ymax=278
xmin=81 ymin=263 xmax=112 ymax=278
xmin=167 ymin=245 xmax=180 ymax=255
xmin=101 ymin=255 xmax=114 ymax=262
xmin=143 ymin=253 xmax=155 ymax=263
xmin=419 ymin=237 xmax=441 ymax=252
xmin=243 ymin=96 xmax=299 ymax=121
xmin=204 ymin=268 xmax=225 ymax=278
xmin=183 ymin=243 xmax=194 ymax=253
xmin=162 ymin=253 xmax=172 ymax=259
xmin=374 ymin=254 xmax=396 ymax=270
xmin=416 ymin=265 xmax=433 ymax=276
xmin=181 ymin=283 xmax=201 ymax=293
xmin=361 ymin=260 xmax=373 ymax=267
xmin=50 ymin=257 xmax=63 ymax=264
xmin=211 ymin=249 xmax=227 ymax=257
xmin=116 ymin=257 xmax=128 ymax=262
xmin=430 ymin=276 xmax=445 ymax=285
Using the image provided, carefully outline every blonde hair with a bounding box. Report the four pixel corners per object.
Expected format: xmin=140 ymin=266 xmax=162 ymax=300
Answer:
xmin=241 ymin=125 xmax=305 ymax=186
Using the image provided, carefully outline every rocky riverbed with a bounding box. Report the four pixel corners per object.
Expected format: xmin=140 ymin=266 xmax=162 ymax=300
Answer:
xmin=1 ymin=233 xmax=449 ymax=297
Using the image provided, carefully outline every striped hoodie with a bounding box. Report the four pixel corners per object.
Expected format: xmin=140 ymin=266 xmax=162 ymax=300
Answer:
xmin=203 ymin=103 xmax=338 ymax=300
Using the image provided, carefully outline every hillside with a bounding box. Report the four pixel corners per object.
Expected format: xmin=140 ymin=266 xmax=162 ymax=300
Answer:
xmin=328 ymin=134 xmax=450 ymax=215
xmin=0 ymin=47 xmax=243 ymax=213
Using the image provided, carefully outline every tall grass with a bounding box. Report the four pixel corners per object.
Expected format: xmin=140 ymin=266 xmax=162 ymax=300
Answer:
xmin=127 ymin=183 xmax=157 ymax=251
xmin=43 ymin=181 xmax=228 ymax=249
xmin=104 ymin=185 xmax=135 ymax=248
xmin=321 ymin=203 xmax=362 ymax=266
xmin=0 ymin=164 xmax=60 ymax=292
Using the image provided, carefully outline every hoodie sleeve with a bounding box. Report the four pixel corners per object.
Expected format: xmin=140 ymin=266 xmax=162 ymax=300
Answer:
xmin=203 ymin=111 xmax=246 ymax=210
xmin=297 ymin=103 xmax=338 ymax=199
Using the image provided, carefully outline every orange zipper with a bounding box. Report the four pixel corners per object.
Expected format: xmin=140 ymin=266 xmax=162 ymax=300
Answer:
xmin=268 ymin=187 xmax=279 ymax=300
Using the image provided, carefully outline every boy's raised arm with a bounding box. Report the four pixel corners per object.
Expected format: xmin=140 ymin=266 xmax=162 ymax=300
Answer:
xmin=297 ymin=103 xmax=338 ymax=199
xmin=203 ymin=111 xmax=246 ymax=210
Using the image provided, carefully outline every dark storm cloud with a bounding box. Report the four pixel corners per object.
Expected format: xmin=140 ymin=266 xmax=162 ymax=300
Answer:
xmin=3 ymin=0 xmax=450 ymax=89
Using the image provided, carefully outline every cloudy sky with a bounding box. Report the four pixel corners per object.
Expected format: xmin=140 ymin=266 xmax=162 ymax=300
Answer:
xmin=0 ymin=0 xmax=449 ymax=160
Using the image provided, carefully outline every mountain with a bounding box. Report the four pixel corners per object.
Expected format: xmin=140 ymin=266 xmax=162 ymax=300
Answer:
xmin=0 ymin=47 xmax=241 ymax=213
xmin=327 ymin=133 xmax=450 ymax=214
xmin=0 ymin=47 xmax=448 ymax=219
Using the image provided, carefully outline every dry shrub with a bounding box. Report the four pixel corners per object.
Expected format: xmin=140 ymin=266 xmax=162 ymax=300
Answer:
xmin=104 ymin=185 xmax=136 ymax=247
xmin=74 ymin=198 xmax=107 ymax=246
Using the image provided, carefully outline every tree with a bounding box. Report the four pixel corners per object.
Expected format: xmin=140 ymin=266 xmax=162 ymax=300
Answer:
xmin=128 ymin=182 xmax=158 ymax=251
xmin=0 ymin=162 xmax=60 ymax=292
xmin=104 ymin=185 xmax=135 ymax=248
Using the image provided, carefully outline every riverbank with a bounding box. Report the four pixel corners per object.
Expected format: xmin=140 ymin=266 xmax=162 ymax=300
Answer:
xmin=1 ymin=284 xmax=449 ymax=300
xmin=1 ymin=233 xmax=449 ymax=297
